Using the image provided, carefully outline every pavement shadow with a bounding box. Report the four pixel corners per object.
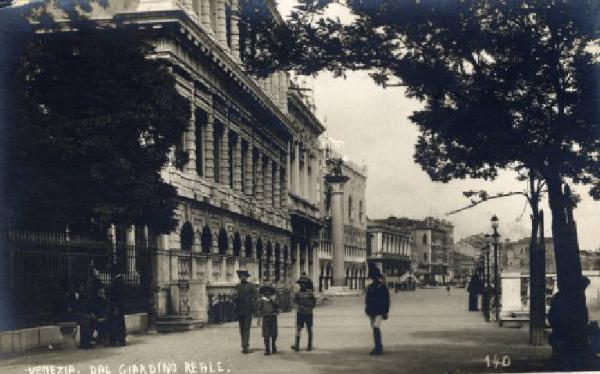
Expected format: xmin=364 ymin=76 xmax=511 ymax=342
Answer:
xmin=410 ymin=327 xmax=532 ymax=347
xmin=274 ymin=344 xmax=551 ymax=374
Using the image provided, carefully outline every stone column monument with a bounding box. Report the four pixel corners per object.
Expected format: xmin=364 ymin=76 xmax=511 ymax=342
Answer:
xmin=324 ymin=158 xmax=361 ymax=296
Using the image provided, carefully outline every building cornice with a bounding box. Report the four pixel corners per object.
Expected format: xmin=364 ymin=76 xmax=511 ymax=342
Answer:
xmin=114 ymin=10 xmax=295 ymax=139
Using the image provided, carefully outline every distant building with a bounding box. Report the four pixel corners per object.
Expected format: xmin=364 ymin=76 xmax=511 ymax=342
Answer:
xmin=502 ymin=237 xmax=556 ymax=273
xmin=580 ymin=250 xmax=600 ymax=271
xmin=366 ymin=219 xmax=413 ymax=288
xmin=502 ymin=238 xmax=600 ymax=273
xmin=373 ymin=216 xmax=454 ymax=284
xmin=451 ymin=251 xmax=475 ymax=281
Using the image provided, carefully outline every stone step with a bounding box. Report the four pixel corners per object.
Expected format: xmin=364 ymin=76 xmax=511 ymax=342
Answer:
xmin=156 ymin=317 xmax=205 ymax=333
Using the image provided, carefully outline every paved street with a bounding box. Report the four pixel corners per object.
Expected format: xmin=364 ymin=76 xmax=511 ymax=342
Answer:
xmin=1 ymin=288 xmax=558 ymax=374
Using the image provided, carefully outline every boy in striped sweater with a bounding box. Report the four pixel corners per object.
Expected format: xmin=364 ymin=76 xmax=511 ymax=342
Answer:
xmin=291 ymin=276 xmax=316 ymax=352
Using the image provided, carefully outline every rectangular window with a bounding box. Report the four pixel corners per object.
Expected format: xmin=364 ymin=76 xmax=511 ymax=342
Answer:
xmin=195 ymin=109 xmax=207 ymax=177
xmin=228 ymin=132 xmax=235 ymax=189
xmin=262 ymin=156 xmax=267 ymax=198
xmin=280 ymin=166 xmax=285 ymax=206
xmin=213 ymin=122 xmax=222 ymax=183
xmin=241 ymin=141 xmax=248 ymax=193
xmin=252 ymin=149 xmax=258 ymax=196
xmin=272 ymin=162 xmax=276 ymax=206
xmin=225 ymin=2 xmax=232 ymax=48
xmin=174 ymin=131 xmax=186 ymax=170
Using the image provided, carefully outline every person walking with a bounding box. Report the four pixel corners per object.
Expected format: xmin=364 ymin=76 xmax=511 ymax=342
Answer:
xmin=365 ymin=267 xmax=390 ymax=355
xmin=291 ymin=276 xmax=316 ymax=352
xmin=467 ymin=273 xmax=482 ymax=311
xmin=258 ymin=285 xmax=279 ymax=355
xmin=106 ymin=274 xmax=126 ymax=346
xmin=232 ymin=270 xmax=257 ymax=354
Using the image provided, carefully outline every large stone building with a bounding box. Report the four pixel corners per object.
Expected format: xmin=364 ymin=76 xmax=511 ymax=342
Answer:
xmin=374 ymin=216 xmax=454 ymax=284
xmin=317 ymin=143 xmax=368 ymax=292
xmin=366 ymin=219 xmax=412 ymax=288
xmin=287 ymin=83 xmax=326 ymax=292
xmin=25 ymin=0 xmax=332 ymax=325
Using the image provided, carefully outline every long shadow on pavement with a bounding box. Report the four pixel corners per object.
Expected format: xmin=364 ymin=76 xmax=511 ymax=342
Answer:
xmin=274 ymin=344 xmax=552 ymax=374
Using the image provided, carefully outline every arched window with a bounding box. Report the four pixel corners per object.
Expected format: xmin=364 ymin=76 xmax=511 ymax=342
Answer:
xmin=218 ymin=228 xmax=228 ymax=255
xmin=275 ymin=244 xmax=281 ymax=281
xmin=256 ymin=238 xmax=263 ymax=279
xmin=266 ymin=242 xmax=273 ymax=281
xmin=244 ymin=235 xmax=253 ymax=258
xmin=422 ymin=234 xmax=428 ymax=245
xmin=180 ymin=222 xmax=194 ymax=251
xmin=201 ymin=225 xmax=212 ymax=254
xmin=233 ymin=233 xmax=242 ymax=257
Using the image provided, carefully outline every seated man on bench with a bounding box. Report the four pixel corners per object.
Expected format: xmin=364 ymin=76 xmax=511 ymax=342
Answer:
xmin=59 ymin=280 xmax=95 ymax=349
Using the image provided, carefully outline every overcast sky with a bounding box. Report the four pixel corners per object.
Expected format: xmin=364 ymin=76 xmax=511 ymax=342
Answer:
xmin=277 ymin=1 xmax=599 ymax=250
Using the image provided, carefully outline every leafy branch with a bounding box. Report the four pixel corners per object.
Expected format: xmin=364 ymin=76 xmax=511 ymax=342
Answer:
xmin=445 ymin=190 xmax=530 ymax=216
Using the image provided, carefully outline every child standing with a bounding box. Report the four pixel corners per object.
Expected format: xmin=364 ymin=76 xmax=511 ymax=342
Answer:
xmin=291 ymin=277 xmax=316 ymax=352
xmin=258 ymin=285 xmax=279 ymax=355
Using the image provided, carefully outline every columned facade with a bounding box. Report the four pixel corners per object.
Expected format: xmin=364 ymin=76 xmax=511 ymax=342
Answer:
xmin=367 ymin=220 xmax=414 ymax=290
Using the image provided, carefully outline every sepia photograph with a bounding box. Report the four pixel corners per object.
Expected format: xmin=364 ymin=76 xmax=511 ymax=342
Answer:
xmin=0 ymin=0 xmax=598 ymax=373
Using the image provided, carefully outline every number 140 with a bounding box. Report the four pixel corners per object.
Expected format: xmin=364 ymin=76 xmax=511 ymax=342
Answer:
xmin=484 ymin=354 xmax=511 ymax=368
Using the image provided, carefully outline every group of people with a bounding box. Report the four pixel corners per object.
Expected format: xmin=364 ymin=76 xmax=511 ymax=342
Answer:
xmin=60 ymin=271 xmax=127 ymax=349
xmin=232 ymin=266 xmax=390 ymax=356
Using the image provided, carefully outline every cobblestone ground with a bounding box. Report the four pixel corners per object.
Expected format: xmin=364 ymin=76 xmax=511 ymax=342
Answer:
xmin=0 ymin=288 xmax=568 ymax=374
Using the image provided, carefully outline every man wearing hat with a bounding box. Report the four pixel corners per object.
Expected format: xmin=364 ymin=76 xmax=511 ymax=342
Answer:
xmin=107 ymin=274 xmax=126 ymax=347
xmin=291 ymin=276 xmax=316 ymax=352
xmin=365 ymin=267 xmax=390 ymax=355
xmin=232 ymin=270 xmax=257 ymax=354
xmin=258 ymin=285 xmax=279 ymax=355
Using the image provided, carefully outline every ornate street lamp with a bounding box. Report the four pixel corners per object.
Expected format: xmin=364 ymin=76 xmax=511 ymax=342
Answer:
xmin=491 ymin=215 xmax=501 ymax=323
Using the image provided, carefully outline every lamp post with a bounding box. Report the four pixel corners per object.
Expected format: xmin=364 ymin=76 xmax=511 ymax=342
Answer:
xmin=491 ymin=215 xmax=501 ymax=323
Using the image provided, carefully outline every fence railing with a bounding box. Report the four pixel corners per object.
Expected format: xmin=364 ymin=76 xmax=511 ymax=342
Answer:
xmin=207 ymin=294 xmax=236 ymax=323
xmin=0 ymin=229 xmax=153 ymax=331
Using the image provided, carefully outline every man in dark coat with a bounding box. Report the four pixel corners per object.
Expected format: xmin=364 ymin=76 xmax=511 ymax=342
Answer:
xmin=232 ymin=270 xmax=257 ymax=354
xmin=107 ymin=274 xmax=126 ymax=346
xmin=467 ymin=273 xmax=482 ymax=311
xmin=365 ymin=267 xmax=390 ymax=355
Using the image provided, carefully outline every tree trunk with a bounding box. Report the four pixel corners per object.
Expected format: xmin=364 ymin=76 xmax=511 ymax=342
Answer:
xmin=545 ymin=175 xmax=583 ymax=293
xmin=545 ymin=173 xmax=589 ymax=370
xmin=529 ymin=208 xmax=546 ymax=346
xmin=531 ymin=211 xmax=546 ymax=346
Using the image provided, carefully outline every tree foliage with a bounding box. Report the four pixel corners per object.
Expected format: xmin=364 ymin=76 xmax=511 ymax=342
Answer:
xmin=4 ymin=20 xmax=190 ymax=233
xmin=240 ymin=0 xmax=599 ymax=201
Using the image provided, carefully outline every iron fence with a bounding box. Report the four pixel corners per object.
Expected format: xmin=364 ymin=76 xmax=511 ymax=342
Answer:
xmin=207 ymin=294 xmax=236 ymax=323
xmin=277 ymin=288 xmax=293 ymax=313
xmin=0 ymin=229 xmax=153 ymax=331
